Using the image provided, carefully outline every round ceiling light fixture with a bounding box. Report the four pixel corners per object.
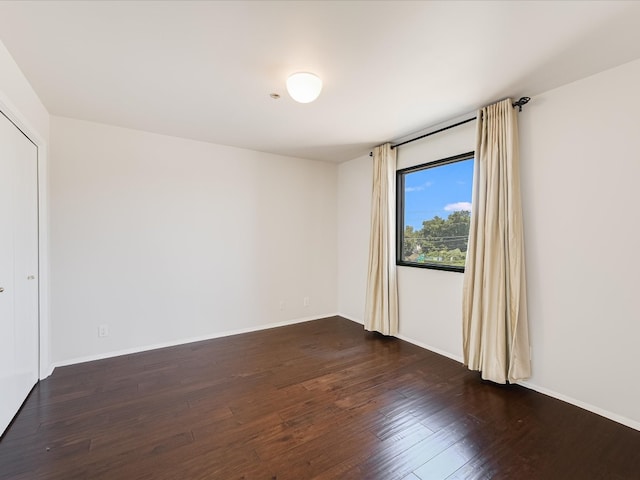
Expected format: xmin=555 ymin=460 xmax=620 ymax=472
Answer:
xmin=286 ymin=72 xmax=323 ymax=103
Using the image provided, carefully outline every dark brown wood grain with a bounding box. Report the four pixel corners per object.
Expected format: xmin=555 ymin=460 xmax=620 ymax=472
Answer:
xmin=1 ymin=316 xmax=638 ymax=479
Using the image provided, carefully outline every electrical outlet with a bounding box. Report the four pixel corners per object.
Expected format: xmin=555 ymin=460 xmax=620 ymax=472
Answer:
xmin=303 ymin=296 xmax=310 ymax=307
xmin=98 ymin=324 xmax=109 ymax=337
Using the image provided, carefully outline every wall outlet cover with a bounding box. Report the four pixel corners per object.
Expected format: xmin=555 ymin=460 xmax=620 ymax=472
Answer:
xmin=98 ymin=324 xmax=109 ymax=337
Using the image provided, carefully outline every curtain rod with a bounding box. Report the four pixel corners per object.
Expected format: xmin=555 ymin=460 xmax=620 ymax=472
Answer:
xmin=369 ymin=96 xmax=530 ymax=156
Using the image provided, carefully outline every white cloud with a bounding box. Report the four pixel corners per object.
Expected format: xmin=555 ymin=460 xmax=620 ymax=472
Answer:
xmin=444 ymin=201 xmax=472 ymax=212
xmin=405 ymin=181 xmax=433 ymax=193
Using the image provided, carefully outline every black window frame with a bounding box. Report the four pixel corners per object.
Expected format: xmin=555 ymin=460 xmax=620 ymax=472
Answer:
xmin=396 ymin=151 xmax=474 ymax=273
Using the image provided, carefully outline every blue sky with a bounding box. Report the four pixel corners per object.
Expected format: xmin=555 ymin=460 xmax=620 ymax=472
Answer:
xmin=403 ymin=159 xmax=474 ymax=229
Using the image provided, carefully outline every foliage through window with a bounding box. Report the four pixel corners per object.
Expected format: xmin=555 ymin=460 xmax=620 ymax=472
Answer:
xmin=396 ymin=152 xmax=474 ymax=272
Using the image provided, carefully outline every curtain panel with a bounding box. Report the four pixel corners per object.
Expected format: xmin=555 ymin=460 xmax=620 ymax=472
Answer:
xmin=364 ymin=143 xmax=399 ymax=336
xmin=462 ymin=98 xmax=531 ymax=384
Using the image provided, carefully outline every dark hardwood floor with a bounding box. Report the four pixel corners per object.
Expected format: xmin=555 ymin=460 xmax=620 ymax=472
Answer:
xmin=1 ymin=316 xmax=638 ymax=479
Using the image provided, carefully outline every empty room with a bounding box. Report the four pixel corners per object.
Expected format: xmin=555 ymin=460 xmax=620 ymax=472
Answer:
xmin=0 ymin=1 xmax=639 ymax=479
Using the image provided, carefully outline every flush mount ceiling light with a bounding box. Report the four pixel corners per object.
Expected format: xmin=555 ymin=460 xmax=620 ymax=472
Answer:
xmin=286 ymin=72 xmax=322 ymax=103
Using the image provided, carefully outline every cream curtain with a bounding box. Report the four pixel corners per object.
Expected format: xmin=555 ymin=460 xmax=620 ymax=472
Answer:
xmin=364 ymin=143 xmax=399 ymax=336
xmin=462 ymin=98 xmax=531 ymax=384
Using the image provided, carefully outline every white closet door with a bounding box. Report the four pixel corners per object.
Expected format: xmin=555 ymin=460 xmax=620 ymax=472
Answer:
xmin=0 ymin=112 xmax=39 ymax=436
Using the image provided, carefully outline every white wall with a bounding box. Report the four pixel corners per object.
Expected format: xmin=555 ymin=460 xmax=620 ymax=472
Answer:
xmin=518 ymin=58 xmax=640 ymax=429
xmin=50 ymin=116 xmax=337 ymax=364
xmin=337 ymin=60 xmax=640 ymax=429
xmin=0 ymin=39 xmax=51 ymax=377
xmin=337 ymin=154 xmax=372 ymax=323
xmin=394 ymin=122 xmax=475 ymax=359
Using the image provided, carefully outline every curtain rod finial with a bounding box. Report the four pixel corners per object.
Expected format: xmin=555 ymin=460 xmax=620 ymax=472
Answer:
xmin=513 ymin=97 xmax=531 ymax=112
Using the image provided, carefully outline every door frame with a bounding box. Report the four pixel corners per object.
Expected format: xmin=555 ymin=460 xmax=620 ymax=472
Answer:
xmin=0 ymin=96 xmax=51 ymax=380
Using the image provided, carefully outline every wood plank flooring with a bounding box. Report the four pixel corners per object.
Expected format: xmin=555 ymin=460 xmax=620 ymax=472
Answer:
xmin=1 ymin=316 xmax=638 ymax=479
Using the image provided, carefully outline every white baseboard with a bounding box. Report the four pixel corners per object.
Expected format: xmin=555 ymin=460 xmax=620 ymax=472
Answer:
xmin=42 ymin=364 xmax=55 ymax=379
xmin=395 ymin=333 xmax=464 ymax=364
xmin=517 ymin=380 xmax=640 ymax=432
xmin=395 ymin=331 xmax=639 ymax=431
xmin=338 ymin=313 xmax=464 ymax=363
xmin=50 ymin=313 xmax=339 ymax=370
xmin=336 ymin=315 xmax=639 ymax=432
xmin=336 ymin=313 xmax=364 ymax=325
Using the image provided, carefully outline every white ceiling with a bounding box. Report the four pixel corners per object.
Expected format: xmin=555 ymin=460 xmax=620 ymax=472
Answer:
xmin=1 ymin=1 xmax=640 ymax=163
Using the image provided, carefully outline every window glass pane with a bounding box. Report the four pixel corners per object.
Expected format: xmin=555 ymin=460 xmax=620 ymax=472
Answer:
xmin=398 ymin=154 xmax=473 ymax=271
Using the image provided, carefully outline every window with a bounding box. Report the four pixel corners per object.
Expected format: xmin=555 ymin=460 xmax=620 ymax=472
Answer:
xmin=396 ymin=152 xmax=474 ymax=272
